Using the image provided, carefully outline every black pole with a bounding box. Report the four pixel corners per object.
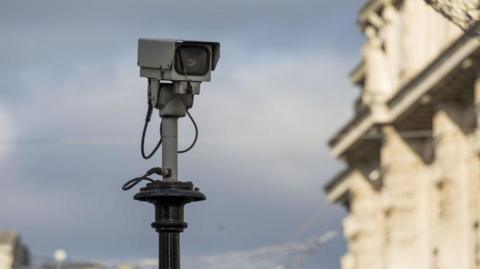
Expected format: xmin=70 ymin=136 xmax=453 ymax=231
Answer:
xmin=159 ymin=233 xmax=180 ymax=269
xmin=155 ymin=202 xmax=182 ymax=269
xmin=134 ymin=181 xmax=205 ymax=269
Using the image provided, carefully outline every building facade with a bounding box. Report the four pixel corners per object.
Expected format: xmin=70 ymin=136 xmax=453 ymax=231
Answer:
xmin=324 ymin=0 xmax=480 ymax=268
xmin=41 ymin=262 xmax=105 ymax=269
xmin=0 ymin=231 xmax=30 ymax=269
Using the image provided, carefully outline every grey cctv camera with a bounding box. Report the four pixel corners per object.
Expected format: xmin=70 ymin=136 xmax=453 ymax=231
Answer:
xmin=138 ymin=38 xmax=220 ymax=95
xmin=124 ymin=37 xmax=221 ymax=269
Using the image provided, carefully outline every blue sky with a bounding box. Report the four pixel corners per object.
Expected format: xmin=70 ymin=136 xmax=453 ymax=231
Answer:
xmin=0 ymin=1 xmax=365 ymax=268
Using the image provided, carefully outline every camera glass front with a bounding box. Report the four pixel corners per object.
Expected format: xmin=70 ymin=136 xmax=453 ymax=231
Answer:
xmin=175 ymin=45 xmax=210 ymax=76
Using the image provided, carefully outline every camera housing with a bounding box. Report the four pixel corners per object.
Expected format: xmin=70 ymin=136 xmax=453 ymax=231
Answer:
xmin=138 ymin=38 xmax=220 ymax=83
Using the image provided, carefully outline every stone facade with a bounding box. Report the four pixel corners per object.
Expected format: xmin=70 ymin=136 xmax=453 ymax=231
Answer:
xmin=0 ymin=231 xmax=30 ymax=269
xmin=324 ymin=0 xmax=480 ymax=268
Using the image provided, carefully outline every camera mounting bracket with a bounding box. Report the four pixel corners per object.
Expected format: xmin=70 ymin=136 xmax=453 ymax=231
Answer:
xmin=149 ymin=80 xmax=194 ymax=115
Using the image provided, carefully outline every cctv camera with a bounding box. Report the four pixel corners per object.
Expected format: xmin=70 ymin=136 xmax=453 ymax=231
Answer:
xmin=138 ymin=39 xmax=220 ymax=94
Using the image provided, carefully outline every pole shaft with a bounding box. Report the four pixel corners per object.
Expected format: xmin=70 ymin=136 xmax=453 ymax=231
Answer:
xmin=159 ymin=233 xmax=180 ymax=269
xmin=162 ymin=118 xmax=178 ymax=181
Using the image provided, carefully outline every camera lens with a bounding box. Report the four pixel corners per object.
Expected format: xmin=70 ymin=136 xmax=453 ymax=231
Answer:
xmin=175 ymin=45 xmax=210 ymax=76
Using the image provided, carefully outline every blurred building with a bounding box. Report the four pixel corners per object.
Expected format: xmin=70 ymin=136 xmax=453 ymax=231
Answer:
xmin=324 ymin=0 xmax=480 ymax=268
xmin=41 ymin=262 xmax=105 ymax=269
xmin=0 ymin=231 xmax=30 ymax=269
xmin=114 ymin=263 xmax=136 ymax=269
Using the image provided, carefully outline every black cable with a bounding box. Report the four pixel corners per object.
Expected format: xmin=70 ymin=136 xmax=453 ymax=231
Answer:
xmin=178 ymin=110 xmax=198 ymax=154
xmin=141 ymin=101 xmax=162 ymax=159
xmin=122 ymin=167 xmax=166 ymax=191
xmin=122 ymin=176 xmax=154 ymax=191
xmin=175 ymin=50 xmax=197 ymax=153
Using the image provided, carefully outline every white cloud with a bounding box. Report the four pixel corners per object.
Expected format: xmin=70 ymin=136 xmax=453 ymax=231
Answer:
xmin=6 ymin=50 xmax=356 ymax=198
xmin=0 ymin=49 xmax=352 ymax=262
xmin=0 ymin=103 xmax=14 ymax=160
xmin=0 ymin=1 xmax=362 ymax=265
xmin=191 ymin=53 xmax=356 ymax=190
xmin=111 ymin=231 xmax=337 ymax=269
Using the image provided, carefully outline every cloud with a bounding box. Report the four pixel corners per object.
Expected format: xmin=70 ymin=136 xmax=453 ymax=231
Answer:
xmin=0 ymin=0 xmax=356 ymax=35
xmin=0 ymin=103 xmax=14 ymax=160
xmin=130 ymin=231 xmax=339 ymax=269
xmin=0 ymin=0 xmax=363 ymax=82
xmin=0 ymin=2 xmax=364 ymax=267
xmin=0 ymin=48 xmax=352 ymax=265
xmin=7 ymin=50 xmax=356 ymax=192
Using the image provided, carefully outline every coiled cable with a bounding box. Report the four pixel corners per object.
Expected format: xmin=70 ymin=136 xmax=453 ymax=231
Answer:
xmin=178 ymin=110 xmax=198 ymax=154
xmin=141 ymin=101 xmax=162 ymax=159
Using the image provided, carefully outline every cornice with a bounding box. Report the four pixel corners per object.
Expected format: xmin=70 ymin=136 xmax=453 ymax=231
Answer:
xmin=328 ymin=30 xmax=480 ymax=159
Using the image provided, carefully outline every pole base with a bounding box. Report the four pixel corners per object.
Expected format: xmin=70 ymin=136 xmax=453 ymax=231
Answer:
xmin=134 ymin=181 xmax=206 ymax=233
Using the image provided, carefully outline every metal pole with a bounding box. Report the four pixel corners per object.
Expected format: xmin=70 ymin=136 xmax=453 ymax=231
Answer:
xmin=159 ymin=233 xmax=180 ymax=269
xmin=155 ymin=202 xmax=184 ymax=269
xmin=133 ymin=85 xmax=205 ymax=269
xmin=159 ymin=116 xmax=180 ymax=269
xmin=162 ymin=117 xmax=178 ymax=181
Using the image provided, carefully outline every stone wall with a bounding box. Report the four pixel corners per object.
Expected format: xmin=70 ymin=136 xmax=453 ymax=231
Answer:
xmin=341 ymin=102 xmax=480 ymax=269
xmin=338 ymin=1 xmax=480 ymax=268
